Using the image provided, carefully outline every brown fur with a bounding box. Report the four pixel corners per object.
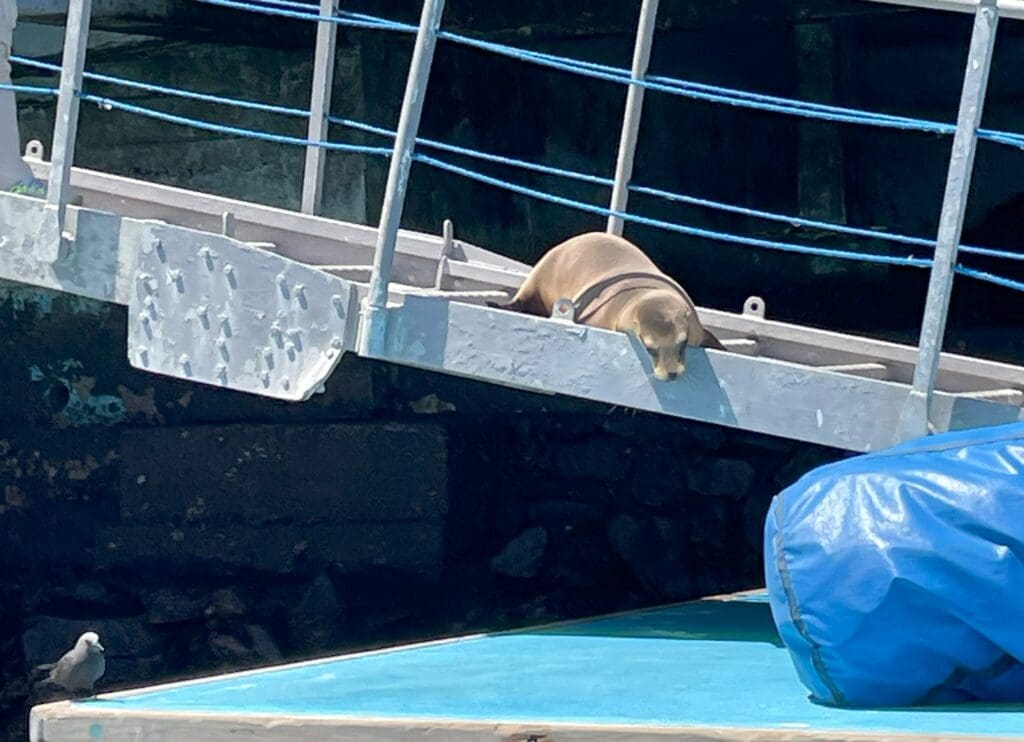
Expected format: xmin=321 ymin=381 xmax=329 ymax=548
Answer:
xmin=488 ymin=232 xmax=724 ymax=380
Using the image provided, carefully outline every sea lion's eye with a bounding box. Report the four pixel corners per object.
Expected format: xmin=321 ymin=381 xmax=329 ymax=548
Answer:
xmin=646 ymin=347 xmax=657 ymax=359
xmin=678 ymin=345 xmax=687 ymax=360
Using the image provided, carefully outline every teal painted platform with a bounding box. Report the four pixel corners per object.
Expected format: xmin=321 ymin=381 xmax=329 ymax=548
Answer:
xmin=32 ymin=591 xmax=1024 ymax=740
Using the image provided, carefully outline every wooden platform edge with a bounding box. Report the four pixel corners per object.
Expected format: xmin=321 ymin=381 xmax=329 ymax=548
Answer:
xmin=29 ymin=704 xmax=1015 ymax=742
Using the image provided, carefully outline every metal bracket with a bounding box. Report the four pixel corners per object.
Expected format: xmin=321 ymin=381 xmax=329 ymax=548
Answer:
xmin=24 ymin=140 xmax=45 ymax=160
xmin=221 ymin=211 xmax=236 ymax=238
xmin=434 ymin=218 xmax=455 ymax=290
xmin=551 ymin=298 xmax=576 ymax=322
xmin=127 ymin=223 xmax=353 ymax=401
xmin=742 ymin=296 xmax=766 ymax=319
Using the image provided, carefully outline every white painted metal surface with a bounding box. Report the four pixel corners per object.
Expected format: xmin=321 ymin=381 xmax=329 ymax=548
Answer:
xmin=128 ymin=224 xmax=358 ymax=401
xmin=2 ymin=166 xmax=1021 ymax=450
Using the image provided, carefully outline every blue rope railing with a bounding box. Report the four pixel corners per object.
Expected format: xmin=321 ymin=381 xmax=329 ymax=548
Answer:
xmin=12 ymin=54 xmax=1023 ymax=266
xmin=186 ymin=0 xmax=414 ymax=32
xmin=84 ymin=94 xmax=393 ymax=155
xmin=415 ymin=153 xmax=932 ymax=267
xmin=955 ymin=265 xmax=1024 ymax=292
xmin=7 ymin=2 xmax=1023 ymax=290
xmin=0 ymin=81 xmax=58 ymax=96
xmin=206 ymin=0 xmax=1024 ymax=149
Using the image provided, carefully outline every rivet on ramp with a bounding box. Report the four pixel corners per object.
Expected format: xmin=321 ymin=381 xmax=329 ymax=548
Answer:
xmin=270 ymin=325 xmax=284 ymax=349
xmin=142 ymin=277 xmax=158 ymax=296
xmin=219 ymin=313 xmax=232 ymax=337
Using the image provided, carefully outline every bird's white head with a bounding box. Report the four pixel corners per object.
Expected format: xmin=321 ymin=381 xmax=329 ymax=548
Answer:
xmin=78 ymin=632 xmax=104 ymax=653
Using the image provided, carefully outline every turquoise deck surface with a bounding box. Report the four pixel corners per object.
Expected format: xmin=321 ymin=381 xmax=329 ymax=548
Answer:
xmin=83 ymin=592 xmax=1024 ymax=737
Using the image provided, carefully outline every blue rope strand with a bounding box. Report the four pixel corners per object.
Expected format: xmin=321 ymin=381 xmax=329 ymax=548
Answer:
xmin=0 ymin=82 xmax=58 ymax=96
xmin=245 ymin=0 xmax=324 ymax=11
xmin=414 ymin=152 xmax=933 ymax=268
xmin=79 ymin=92 xmax=393 ymax=156
xmin=13 ymin=55 xmax=314 ymax=119
xmin=955 ymin=265 xmax=1024 ymax=293
xmin=190 ymin=0 xmax=414 ymax=32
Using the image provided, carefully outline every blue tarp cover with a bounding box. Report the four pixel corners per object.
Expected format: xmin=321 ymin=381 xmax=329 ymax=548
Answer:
xmin=765 ymin=422 xmax=1024 ymax=707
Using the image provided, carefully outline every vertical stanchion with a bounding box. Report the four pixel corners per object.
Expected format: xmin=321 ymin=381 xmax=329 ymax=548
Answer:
xmin=358 ymin=0 xmax=445 ymax=357
xmin=606 ymin=0 xmax=660 ymax=236
xmin=40 ymin=0 xmax=92 ymax=263
xmin=896 ymin=0 xmax=998 ymax=443
xmin=301 ymin=0 xmax=339 ymax=215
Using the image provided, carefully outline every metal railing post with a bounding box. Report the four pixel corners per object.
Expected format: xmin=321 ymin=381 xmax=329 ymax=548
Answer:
xmin=300 ymin=0 xmax=339 ymax=215
xmin=607 ymin=0 xmax=660 ymax=236
xmin=895 ymin=0 xmax=998 ymax=443
xmin=40 ymin=0 xmax=92 ymax=263
xmin=358 ymin=0 xmax=445 ymax=357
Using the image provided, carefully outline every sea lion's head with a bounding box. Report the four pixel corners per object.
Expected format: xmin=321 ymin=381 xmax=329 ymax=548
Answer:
xmin=619 ymin=290 xmax=694 ymax=381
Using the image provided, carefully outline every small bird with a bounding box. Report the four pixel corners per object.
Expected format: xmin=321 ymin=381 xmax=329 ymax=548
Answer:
xmin=36 ymin=631 xmax=106 ymax=697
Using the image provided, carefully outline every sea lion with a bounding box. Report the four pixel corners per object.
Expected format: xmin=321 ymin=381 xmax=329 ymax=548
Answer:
xmin=489 ymin=232 xmax=725 ymax=380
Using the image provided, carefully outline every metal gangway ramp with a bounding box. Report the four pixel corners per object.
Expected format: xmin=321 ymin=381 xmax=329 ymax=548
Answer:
xmin=2 ymin=0 xmax=1022 ymax=454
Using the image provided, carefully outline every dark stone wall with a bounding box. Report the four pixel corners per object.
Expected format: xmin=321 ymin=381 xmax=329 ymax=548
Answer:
xmin=0 ymin=286 xmax=846 ymax=739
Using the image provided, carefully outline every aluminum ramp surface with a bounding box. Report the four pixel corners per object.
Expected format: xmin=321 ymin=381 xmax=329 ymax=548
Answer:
xmin=1 ymin=156 xmax=1021 ymax=451
xmin=29 ymin=591 xmax=1024 ymax=741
